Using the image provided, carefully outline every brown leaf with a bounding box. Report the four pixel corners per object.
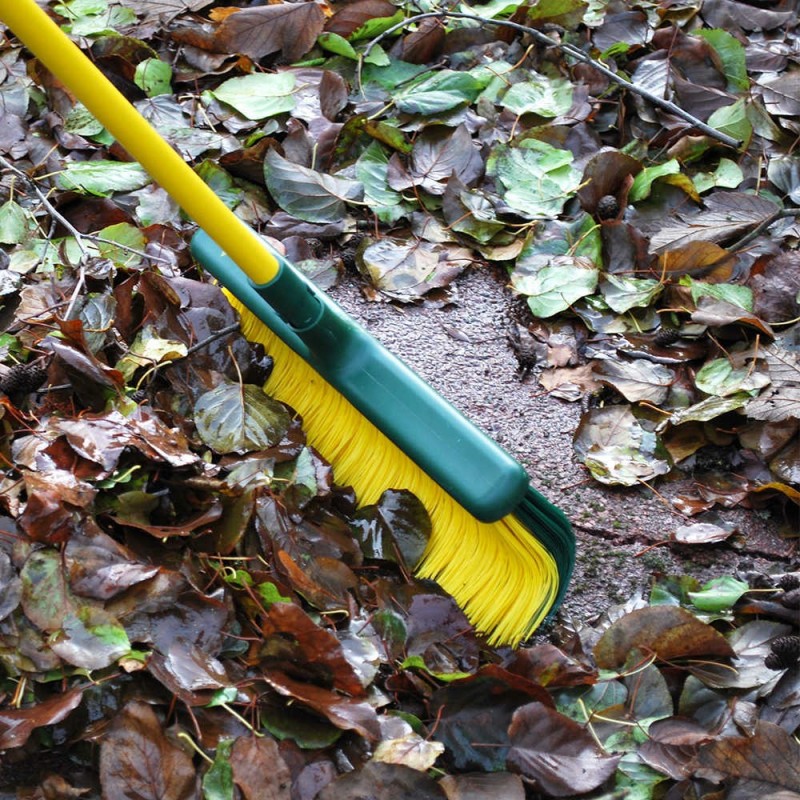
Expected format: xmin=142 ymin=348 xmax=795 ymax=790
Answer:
xmin=317 ymin=761 xmax=446 ymax=800
xmin=216 ymin=4 xmax=326 ymax=63
xmin=507 ymin=702 xmax=621 ymax=796
xmin=0 ymin=686 xmax=84 ymax=750
xmin=690 ymin=721 xmax=800 ymax=792
xmin=325 ymin=0 xmax=398 ymax=37
xmin=262 ymin=670 xmax=380 ymax=740
xmin=400 ymin=18 xmax=445 ymax=64
xmin=439 ymin=772 xmax=525 ymax=800
xmin=260 ymin=602 xmax=365 ymax=696
xmin=230 ymin=735 xmax=292 ymax=800
xmin=593 ymin=606 xmax=736 ymax=669
xmin=99 ymin=700 xmax=197 ymax=800
xmin=639 ymin=717 xmax=714 ymax=780
xmin=671 ymin=522 xmax=737 ymax=545
xmin=658 ymin=241 xmax=737 ymax=281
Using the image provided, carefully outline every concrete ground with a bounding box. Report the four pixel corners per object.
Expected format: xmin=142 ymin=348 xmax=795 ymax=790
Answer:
xmin=330 ymin=262 xmax=797 ymax=625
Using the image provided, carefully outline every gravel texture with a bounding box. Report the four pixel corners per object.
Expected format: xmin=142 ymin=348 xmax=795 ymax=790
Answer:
xmin=330 ymin=262 xmax=797 ymax=624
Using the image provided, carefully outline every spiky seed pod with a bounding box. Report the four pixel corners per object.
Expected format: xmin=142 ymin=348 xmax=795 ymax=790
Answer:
xmin=596 ymin=195 xmax=619 ymax=221
xmin=0 ymin=360 xmax=49 ymax=394
xmin=777 ymin=574 xmax=800 ymax=592
xmin=765 ymin=635 xmax=800 ymax=670
xmin=654 ymin=327 xmax=681 ymax=346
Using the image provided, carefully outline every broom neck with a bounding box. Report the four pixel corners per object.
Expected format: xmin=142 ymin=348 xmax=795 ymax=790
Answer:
xmin=1 ymin=0 xmax=281 ymax=285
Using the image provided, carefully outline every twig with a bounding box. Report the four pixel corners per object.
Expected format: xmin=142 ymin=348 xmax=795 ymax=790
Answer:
xmin=362 ymin=11 xmax=741 ymax=149
xmin=184 ymin=322 xmax=241 ymax=357
xmin=728 ymin=207 xmax=800 ymax=253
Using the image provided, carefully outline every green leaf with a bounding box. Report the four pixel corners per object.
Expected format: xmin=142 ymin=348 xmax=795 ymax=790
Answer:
xmin=395 ymin=70 xmax=483 ymax=114
xmin=134 ymin=58 xmax=172 ymax=97
xmin=513 ymin=256 xmax=598 ymax=318
xmin=600 ymin=275 xmax=662 ymax=314
xmin=501 ymin=74 xmax=573 ymax=117
xmin=355 ymin=142 xmax=410 ymax=223
xmin=0 ymin=200 xmax=32 ymax=245
xmin=629 ymin=159 xmax=680 ymax=203
xmin=96 ymin=221 xmax=147 ymax=268
xmin=696 ymin=29 xmax=749 ymax=92
xmin=350 ymin=9 xmax=405 ymax=40
xmin=399 ymin=655 xmax=471 ymax=682
xmin=79 ymin=292 xmax=116 ymax=353
xmin=693 ymin=158 xmax=744 ymax=194
xmin=195 ymin=160 xmax=243 ymax=209
xmin=21 ymin=549 xmax=72 ymax=632
xmin=317 ymin=32 xmax=359 ymax=59
xmin=194 ymin=382 xmax=292 ymax=454
xmin=256 ymin=582 xmax=292 ymax=606
xmin=664 ymin=392 xmax=751 ymax=426
xmin=63 ymin=103 xmax=105 ymax=137
xmin=685 ymin=277 xmax=753 ymax=310
xmin=207 ymin=687 xmax=238 ymax=708
xmin=265 ymin=149 xmax=363 ymax=223
xmin=203 ymin=739 xmax=234 ymax=800
xmin=694 ymin=358 xmax=770 ymax=397
xmin=50 ymin=608 xmax=131 ymax=670
xmin=57 ymin=160 xmax=151 ymax=196
xmin=210 ymin=73 xmax=296 ymax=120
xmin=708 ymin=99 xmax=752 ymax=146
xmin=688 ymin=576 xmax=750 ymax=611
xmin=117 ymin=324 xmax=188 ymax=381
xmin=489 ymin=139 xmax=582 ymax=218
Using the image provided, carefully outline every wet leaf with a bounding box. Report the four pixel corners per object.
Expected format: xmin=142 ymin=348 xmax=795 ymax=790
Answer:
xmin=210 ymin=73 xmax=296 ymax=120
xmin=0 ymin=551 xmax=21 ymax=623
xmin=489 ymin=140 xmax=583 ymax=218
xmin=56 ymin=160 xmax=152 ymax=196
xmin=50 ymin=607 xmax=131 ymax=670
xmin=394 ymin=70 xmax=483 ymax=115
xmin=507 ymin=701 xmax=621 ymax=796
xmin=216 ymin=3 xmax=326 ymax=62
xmin=600 ymin=275 xmax=662 ymax=314
xmin=230 ymin=735 xmax=291 ymax=800
xmin=352 ymin=489 xmax=430 ymax=569
xmin=194 ymin=382 xmax=291 ymax=454
xmin=317 ymin=761 xmax=446 ymax=800
xmin=694 ymin=356 xmax=770 ymax=396
xmin=574 ymin=406 xmax=671 ymax=486
xmin=0 ymin=686 xmax=85 ymax=750
xmin=593 ymin=606 xmax=735 ymax=669
xmin=373 ymin=726 xmax=445 ymax=771
xmin=593 ymin=356 xmax=674 ymax=404
xmin=690 ymin=721 xmax=800 ymax=793
xmin=0 ymin=199 xmax=33 ymax=244
xmin=430 ymin=667 xmax=552 ymax=772
xmin=99 ymin=700 xmax=197 ymax=800
xmin=501 ymin=74 xmax=573 ymax=117
xmin=688 ymin=576 xmax=750 ymax=611
xmin=202 ymin=738 xmax=233 ymax=800
xmin=514 ymin=256 xmax=599 ymax=319
xmin=20 ymin=548 xmax=73 ymax=632
xmin=438 ymin=773 xmax=525 ymax=800
xmin=671 ymin=522 xmax=737 ymax=545
xmin=359 ymin=238 xmax=472 ymax=301
xmin=265 ymin=149 xmax=364 ymax=223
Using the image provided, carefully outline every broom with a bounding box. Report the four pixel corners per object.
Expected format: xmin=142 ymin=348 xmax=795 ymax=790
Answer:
xmin=1 ymin=0 xmax=574 ymax=646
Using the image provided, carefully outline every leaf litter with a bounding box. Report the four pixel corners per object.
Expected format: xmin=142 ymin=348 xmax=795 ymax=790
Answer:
xmin=0 ymin=0 xmax=798 ymax=797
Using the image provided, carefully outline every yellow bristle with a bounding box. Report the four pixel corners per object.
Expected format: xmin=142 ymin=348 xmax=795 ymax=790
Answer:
xmin=233 ymin=298 xmax=558 ymax=646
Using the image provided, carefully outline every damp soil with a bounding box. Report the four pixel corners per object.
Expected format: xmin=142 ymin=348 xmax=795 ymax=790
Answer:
xmin=329 ymin=263 xmax=797 ymax=625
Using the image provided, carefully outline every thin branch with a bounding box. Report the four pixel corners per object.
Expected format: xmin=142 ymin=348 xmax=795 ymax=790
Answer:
xmin=362 ymin=11 xmax=741 ymax=149
xmin=729 ymin=207 xmax=800 ymax=253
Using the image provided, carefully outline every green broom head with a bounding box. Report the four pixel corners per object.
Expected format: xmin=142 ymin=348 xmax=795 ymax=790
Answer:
xmin=191 ymin=231 xmax=575 ymax=647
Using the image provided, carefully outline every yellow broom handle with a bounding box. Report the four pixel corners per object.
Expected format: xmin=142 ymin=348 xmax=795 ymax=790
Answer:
xmin=0 ymin=0 xmax=280 ymax=284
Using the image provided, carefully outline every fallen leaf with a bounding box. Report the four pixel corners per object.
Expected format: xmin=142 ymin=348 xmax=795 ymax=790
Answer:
xmin=690 ymin=721 xmax=800 ymax=793
xmin=230 ymin=735 xmax=292 ymax=800
xmin=593 ymin=606 xmax=735 ymax=669
xmin=99 ymin=700 xmax=197 ymax=799
xmin=216 ymin=4 xmax=326 ymax=62
xmin=507 ymin=701 xmax=621 ymax=796
xmin=0 ymin=687 xmax=85 ymax=750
